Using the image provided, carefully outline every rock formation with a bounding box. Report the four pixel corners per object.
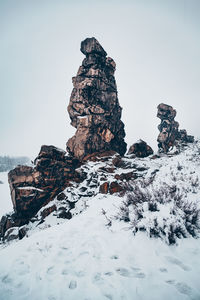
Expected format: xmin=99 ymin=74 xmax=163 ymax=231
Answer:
xmin=1 ymin=38 xmax=196 ymax=243
xmin=8 ymin=145 xmax=84 ymax=219
xmin=157 ymin=103 xmax=194 ymax=152
xmin=67 ymin=37 xmax=127 ymax=160
xmin=128 ymin=140 xmax=153 ymax=158
xmin=0 ymin=145 xmax=85 ymax=240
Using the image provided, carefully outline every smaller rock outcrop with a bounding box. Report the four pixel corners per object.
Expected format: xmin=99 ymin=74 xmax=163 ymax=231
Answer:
xmin=8 ymin=145 xmax=82 ymax=219
xmin=128 ymin=140 xmax=153 ymax=158
xmin=67 ymin=37 xmax=127 ymax=160
xmin=157 ymin=103 xmax=194 ymax=152
xmin=0 ymin=145 xmax=85 ymax=241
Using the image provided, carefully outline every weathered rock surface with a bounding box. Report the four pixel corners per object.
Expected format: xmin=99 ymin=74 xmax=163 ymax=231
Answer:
xmin=67 ymin=37 xmax=127 ymax=160
xmin=0 ymin=145 xmax=85 ymax=240
xmin=157 ymin=103 xmax=194 ymax=152
xmin=1 ymin=148 xmax=149 ymax=242
xmin=128 ymin=140 xmax=153 ymax=158
xmin=8 ymin=145 xmax=82 ymax=219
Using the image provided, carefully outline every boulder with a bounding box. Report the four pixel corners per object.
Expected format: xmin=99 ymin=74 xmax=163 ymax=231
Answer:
xmin=99 ymin=182 xmax=109 ymax=194
xmin=109 ymin=181 xmax=123 ymax=194
xmin=128 ymin=140 xmax=153 ymax=158
xmin=67 ymin=37 xmax=127 ymax=160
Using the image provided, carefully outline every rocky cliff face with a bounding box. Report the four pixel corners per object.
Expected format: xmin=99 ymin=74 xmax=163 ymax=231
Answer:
xmin=157 ymin=103 xmax=194 ymax=152
xmin=67 ymin=37 xmax=127 ymax=160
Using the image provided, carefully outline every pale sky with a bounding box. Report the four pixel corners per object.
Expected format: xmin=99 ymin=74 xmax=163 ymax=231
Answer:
xmin=1 ymin=0 xmax=200 ymax=157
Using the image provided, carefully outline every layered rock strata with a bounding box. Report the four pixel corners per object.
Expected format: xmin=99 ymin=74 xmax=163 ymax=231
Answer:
xmin=67 ymin=37 xmax=127 ymax=160
xmin=8 ymin=145 xmax=83 ymax=219
xmin=157 ymin=103 xmax=194 ymax=152
xmin=0 ymin=145 xmax=85 ymax=240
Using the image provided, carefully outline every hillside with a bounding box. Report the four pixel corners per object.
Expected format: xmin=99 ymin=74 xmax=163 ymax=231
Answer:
xmin=0 ymin=141 xmax=200 ymax=300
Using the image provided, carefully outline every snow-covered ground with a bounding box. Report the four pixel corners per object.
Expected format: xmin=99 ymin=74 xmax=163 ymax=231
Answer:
xmin=0 ymin=172 xmax=12 ymax=217
xmin=0 ymin=195 xmax=200 ymax=300
xmin=1 ymin=142 xmax=200 ymax=300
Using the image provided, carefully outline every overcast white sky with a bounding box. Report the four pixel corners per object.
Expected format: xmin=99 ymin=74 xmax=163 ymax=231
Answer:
xmin=0 ymin=0 xmax=200 ymax=157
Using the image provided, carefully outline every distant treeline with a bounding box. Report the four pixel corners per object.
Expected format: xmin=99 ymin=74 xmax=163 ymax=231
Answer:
xmin=0 ymin=156 xmax=30 ymax=172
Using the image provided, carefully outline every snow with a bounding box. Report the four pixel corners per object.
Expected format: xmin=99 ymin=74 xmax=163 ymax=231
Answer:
xmin=1 ymin=142 xmax=200 ymax=299
xmin=0 ymin=172 xmax=13 ymax=217
xmin=17 ymin=187 xmax=44 ymax=192
xmin=77 ymin=115 xmax=88 ymax=119
xmin=0 ymin=195 xmax=200 ymax=300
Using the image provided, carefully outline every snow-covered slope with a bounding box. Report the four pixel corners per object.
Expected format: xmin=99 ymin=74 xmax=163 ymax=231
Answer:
xmin=0 ymin=142 xmax=200 ymax=300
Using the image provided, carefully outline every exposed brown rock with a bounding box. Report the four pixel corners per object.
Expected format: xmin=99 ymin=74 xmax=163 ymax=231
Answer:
xmin=0 ymin=145 xmax=86 ymax=241
xmin=66 ymin=37 xmax=127 ymax=160
xmin=99 ymin=166 xmax=115 ymax=174
xmin=112 ymin=156 xmax=125 ymax=168
xmin=40 ymin=204 xmax=57 ymax=219
xmin=109 ymin=181 xmax=123 ymax=195
xmin=99 ymin=182 xmax=109 ymax=194
xmin=82 ymin=150 xmax=117 ymax=162
xmin=157 ymin=103 xmax=194 ymax=152
xmin=114 ymin=172 xmax=138 ymax=181
xmin=177 ymin=129 xmax=194 ymax=144
xmin=128 ymin=140 xmax=153 ymax=158
xmin=8 ymin=145 xmax=84 ymax=220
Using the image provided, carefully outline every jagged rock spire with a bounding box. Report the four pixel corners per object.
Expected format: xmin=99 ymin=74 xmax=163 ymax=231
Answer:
xmin=67 ymin=37 xmax=127 ymax=160
xmin=157 ymin=103 xmax=194 ymax=152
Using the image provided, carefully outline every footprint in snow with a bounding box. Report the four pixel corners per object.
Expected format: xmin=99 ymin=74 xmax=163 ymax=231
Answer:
xmin=1 ymin=274 xmax=12 ymax=284
xmin=104 ymin=272 xmax=113 ymax=276
xmin=131 ymin=267 xmax=141 ymax=272
xmin=62 ymin=269 xmax=69 ymax=275
xmin=133 ymin=272 xmax=146 ymax=278
xmin=159 ymin=268 xmax=168 ymax=273
xmin=78 ymin=251 xmax=90 ymax=257
xmin=75 ymin=270 xmax=85 ymax=277
xmin=166 ymin=280 xmax=192 ymax=296
xmin=165 ymin=256 xmax=191 ymax=271
xmin=104 ymin=294 xmax=113 ymax=300
xmin=116 ymin=268 xmax=131 ymax=277
xmin=60 ymin=246 xmax=68 ymax=251
xmin=116 ymin=268 xmax=145 ymax=278
xmin=47 ymin=266 xmax=56 ymax=275
xmin=166 ymin=279 xmax=176 ymax=285
xmin=110 ymin=255 xmax=119 ymax=260
xmin=69 ymin=280 xmax=77 ymax=290
xmin=175 ymin=282 xmax=192 ymax=296
xmin=92 ymin=272 xmax=104 ymax=285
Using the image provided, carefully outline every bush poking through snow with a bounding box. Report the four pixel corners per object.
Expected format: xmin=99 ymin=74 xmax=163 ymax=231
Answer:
xmin=115 ymin=181 xmax=200 ymax=244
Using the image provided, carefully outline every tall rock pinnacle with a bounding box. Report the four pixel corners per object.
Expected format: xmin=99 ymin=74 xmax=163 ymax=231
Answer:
xmin=67 ymin=37 xmax=127 ymax=160
xmin=157 ymin=103 xmax=194 ymax=152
